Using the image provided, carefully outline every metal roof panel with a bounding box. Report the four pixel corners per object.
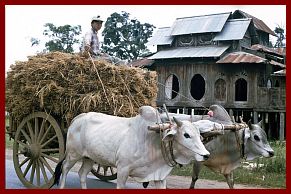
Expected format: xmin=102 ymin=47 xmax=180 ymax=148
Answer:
xmin=251 ymin=44 xmax=286 ymax=56
xmin=148 ymin=46 xmax=230 ymax=59
xmin=170 ymin=12 xmax=231 ymax=36
xmin=216 ymin=51 xmax=267 ymax=63
xmin=233 ymin=10 xmax=276 ymax=36
xmin=147 ymin=27 xmax=174 ymax=46
xmin=272 ymin=69 xmax=286 ymax=76
xmin=213 ymin=19 xmax=251 ymax=41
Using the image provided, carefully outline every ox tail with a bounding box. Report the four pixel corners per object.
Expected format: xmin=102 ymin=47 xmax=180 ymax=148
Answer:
xmin=50 ymin=157 xmax=65 ymax=188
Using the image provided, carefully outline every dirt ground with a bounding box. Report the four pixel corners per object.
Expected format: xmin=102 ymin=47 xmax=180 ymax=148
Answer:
xmin=5 ymin=149 xmax=265 ymax=189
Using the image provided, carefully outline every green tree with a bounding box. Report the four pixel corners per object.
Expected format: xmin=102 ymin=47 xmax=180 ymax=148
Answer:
xmin=102 ymin=11 xmax=155 ymax=61
xmin=31 ymin=23 xmax=82 ymax=53
xmin=274 ymin=26 xmax=286 ymax=48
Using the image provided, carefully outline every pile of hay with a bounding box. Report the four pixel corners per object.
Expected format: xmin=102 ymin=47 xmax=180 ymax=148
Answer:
xmin=6 ymin=52 xmax=157 ymax=124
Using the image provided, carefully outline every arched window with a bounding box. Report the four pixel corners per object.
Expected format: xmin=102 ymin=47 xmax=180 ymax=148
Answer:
xmin=190 ymin=74 xmax=205 ymax=100
xmin=215 ymin=78 xmax=226 ymax=101
xmin=235 ymin=78 xmax=247 ymax=101
xmin=165 ymin=74 xmax=179 ymax=99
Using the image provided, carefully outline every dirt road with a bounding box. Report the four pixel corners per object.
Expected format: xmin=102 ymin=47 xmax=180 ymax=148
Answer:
xmin=5 ymin=149 xmax=264 ymax=189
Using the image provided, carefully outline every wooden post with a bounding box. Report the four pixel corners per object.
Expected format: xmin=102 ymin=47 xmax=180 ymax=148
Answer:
xmin=191 ymin=109 xmax=194 ymax=116
xmin=279 ymin=112 xmax=285 ymax=141
xmin=265 ymin=113 xmax=272 ymax=138
xmin=229 ymin=109 xmax=233 ymax=117
xmin=183 ymin=107 xmax=187 ymax=114
xmin=253 ymin=111 xmax=258 ymax=124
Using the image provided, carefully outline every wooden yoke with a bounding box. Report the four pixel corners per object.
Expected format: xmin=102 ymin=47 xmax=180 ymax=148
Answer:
xmin=202 ymin=116 xmax=248 ymax=142
xmin=148 ymin=123 xmax=172 ymax=132
xmin=223 ymin=116 xmax=248 ymax=131
xmin=223 ymin=123 xmax=248 ymax=131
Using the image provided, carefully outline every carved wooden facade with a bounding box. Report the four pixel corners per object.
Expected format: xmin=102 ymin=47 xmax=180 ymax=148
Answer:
xmin=148 ymin=10 xmax=286 ymax=140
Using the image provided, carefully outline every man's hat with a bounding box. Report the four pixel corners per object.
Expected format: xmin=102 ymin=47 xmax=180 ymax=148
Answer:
xmin=91 ymin=15 xmax=104 ymax=23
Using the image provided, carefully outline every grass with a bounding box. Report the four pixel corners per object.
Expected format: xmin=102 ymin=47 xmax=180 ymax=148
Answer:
xmin=171 ymin=141 xmax=286 ymax=188
xmin=5 ymin=134 xmax=14 ymax=149
xmin=5 ymin=116 xmax=14 ymax=149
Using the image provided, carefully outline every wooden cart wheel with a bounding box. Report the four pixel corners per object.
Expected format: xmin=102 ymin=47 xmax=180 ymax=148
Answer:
xmin=91 ymin=164 xmax=117 ymax=181
xmin=13 ymin=112 xmax=65 ymax=188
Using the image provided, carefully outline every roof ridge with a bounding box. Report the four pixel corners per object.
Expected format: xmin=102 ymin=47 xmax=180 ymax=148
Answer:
xmin=227 ymin=18 xmax=252 ymax=22
xmin=176 ymin=12 xmax=231 ymax=20
xmin=236 ymin=9 xmax=262 ymax=21
xmin=158 ymin=27 xmax=171 ymax=29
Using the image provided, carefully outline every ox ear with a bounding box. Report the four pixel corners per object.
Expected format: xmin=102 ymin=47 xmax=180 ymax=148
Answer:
xmin=257 ymin=120 xmax=265 ymax=129
xmin=162 ymin=128 xmax=177 ymax=141
xmin=173 ymin=117 xmax=183 ymax=128
xmin=244 ymin=128 xmax=251 ymax=141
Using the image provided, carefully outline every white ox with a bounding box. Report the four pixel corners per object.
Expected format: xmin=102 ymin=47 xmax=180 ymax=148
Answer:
xmin=160 ymin=105 xmax=274 ymax=189
xmin=52 ymin=106 xmax=210 ymax=189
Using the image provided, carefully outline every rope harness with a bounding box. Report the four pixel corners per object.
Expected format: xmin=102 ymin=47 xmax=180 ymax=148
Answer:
xmin=201 ymin=122 xmax=247 ymax=159
xmin=159 ymin=123 xmax=179 ymax=167
xmin=234 ymin=127 xmax=246 ymax=159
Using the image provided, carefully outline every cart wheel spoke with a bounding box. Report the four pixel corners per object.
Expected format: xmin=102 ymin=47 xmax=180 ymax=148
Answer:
xmin=30 ymin=161 xmax=36 ymax=183
xmin=39 ymin=158 xmax=49 ymax=183
xmin=41 ymin=134 xmax=57 ymax=148
xmin=41 ymin=148 xmax=60 ymax=153
xmin=23 ymin=159 xmax=33 ymax=177
xmin=20 ymin=129 xmax=32 ymax=144
xmin=97 ymin=165 xmax=101 ymax=174
xmin=13 ymin=112 xmax=65 ymax=188
xmin=26 ymin=121 xmax=35 ymax=143
xmin=39 ymin=124 xmax=52 ymax=145
xmin=39 ymin=157 xmax=54 ymax=175
xmin=34 ymin=117 xmax=39 ymax=143
xmin=16 ymin=140 xmax=30 ymax=149
xmin=36 ymin=160 xmax=41 ymax=186
xmin=91 ymin=164 xmax=117 ymax=181
xmin=104 ymin=167 xmax=108 ymax=176
xmin=40 ymin=153 xmax=59 ymax=163
xmin=37 ymin=119 xmax=46 ymax=142
xmin=19 ymin=157 xmax=30 ymax=168
xmin=110 ymin=167 xmax=114 ymax=174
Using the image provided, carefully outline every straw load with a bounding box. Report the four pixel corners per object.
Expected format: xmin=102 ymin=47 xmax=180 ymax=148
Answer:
xmin=5 ymin=52 xmax=157 ymax=124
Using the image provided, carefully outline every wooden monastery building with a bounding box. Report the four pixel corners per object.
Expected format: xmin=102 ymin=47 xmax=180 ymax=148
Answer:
xmin=146 ymin=10 xmax=286 ymax=140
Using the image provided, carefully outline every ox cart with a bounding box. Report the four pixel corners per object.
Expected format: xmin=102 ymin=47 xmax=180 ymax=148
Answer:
xmin=5 ymin=52 xmax=158 ymax=188
xmin=6 ymin=112 xmax=117 ymax=188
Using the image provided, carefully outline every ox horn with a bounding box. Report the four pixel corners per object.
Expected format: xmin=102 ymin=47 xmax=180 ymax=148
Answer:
xmin=173 ymin=117 xmax=183 ymax=128
xmin=247 ymin=119 xmax=253 ymax=130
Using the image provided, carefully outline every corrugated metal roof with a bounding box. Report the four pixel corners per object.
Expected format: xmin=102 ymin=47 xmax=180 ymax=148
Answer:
xmin=234 ymin=10 xmax=276 ymax=36
xmin=272 ymin=69 xmax=286 ymax=76
xmin=128 ymin=58 xmax=154 ymax=68
xmin=269 ymin=60 xmax=285 ymax=68
xmin=213 ymin=19 xmax=251 ymax=41
xmin=148 ymin=46 xmax=230 ymax=59
xmin=251 ymin=44 xmax=286 ymax=56
xmin=147 ymin=27 xmax=174 ymax=46
xmin=170 ymin=12 xmax=231 ymax=36
xmin=216 ymin=51 xmax=267 ymax=63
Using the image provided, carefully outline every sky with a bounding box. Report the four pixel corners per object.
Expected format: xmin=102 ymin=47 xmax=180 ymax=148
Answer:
xmin=5 ymin=5 xmax=286 ymax=73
